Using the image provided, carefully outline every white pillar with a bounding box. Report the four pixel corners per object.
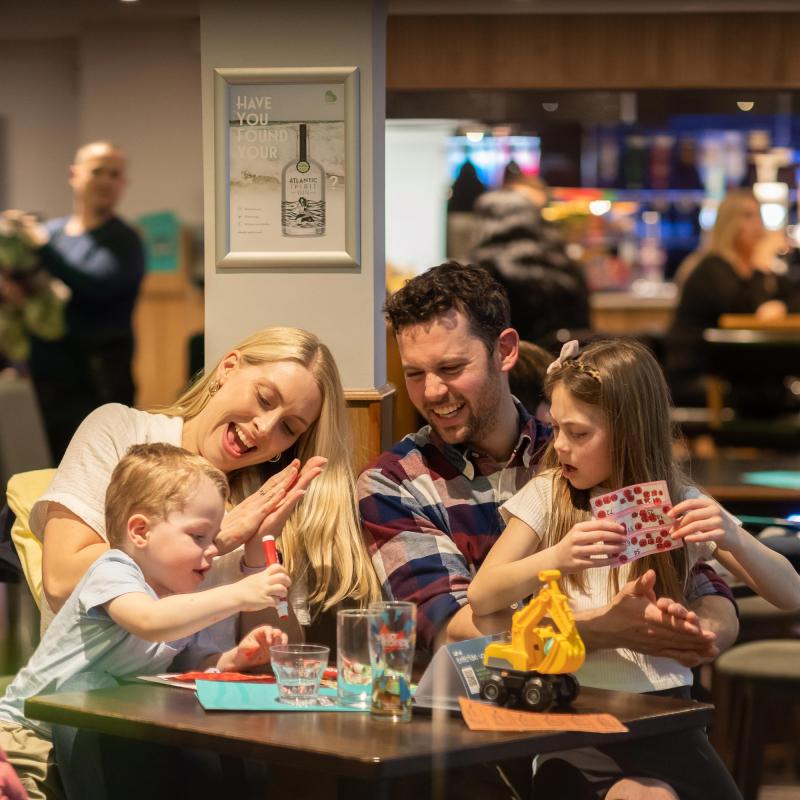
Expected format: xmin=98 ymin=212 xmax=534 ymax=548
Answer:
xmin=200 ymin=0 xmax=387 ymax=391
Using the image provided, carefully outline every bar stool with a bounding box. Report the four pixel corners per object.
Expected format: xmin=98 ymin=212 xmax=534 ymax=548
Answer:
xmin=712 ymin=640 xmax=800 ymax=800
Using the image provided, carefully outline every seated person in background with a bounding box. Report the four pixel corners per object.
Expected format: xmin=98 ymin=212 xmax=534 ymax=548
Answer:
xmin=509 ymin=339 xmax=552 ymax=423
xmin=470 ymin=338 xmax=800 ymax=800
xmin=0 ymin=443 xmax=290 ymax=800
xmin=359 ymin=261 xmax=736 ymax=659
xmin=666 ymin=188 xmax=800 ymax=409
xmin=472 ymin=167 xmax=590 ymax=349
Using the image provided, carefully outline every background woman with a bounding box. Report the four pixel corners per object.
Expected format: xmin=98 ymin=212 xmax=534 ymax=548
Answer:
xmin=665 ymin=188 xmax=800 ymax=408
xmin=30 ymin=326 xmax=379 ymax=645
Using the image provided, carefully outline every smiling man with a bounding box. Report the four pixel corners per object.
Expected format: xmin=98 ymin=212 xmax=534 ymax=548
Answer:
xmin=358 ymin=262 xmax=738 ymax=660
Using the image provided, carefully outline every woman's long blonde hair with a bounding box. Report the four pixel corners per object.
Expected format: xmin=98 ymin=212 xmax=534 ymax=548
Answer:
xmin=160 ymin=326 xmax=380 ymax=611
xmin=675 ymin=188 xmax=761 ymax=286
xmin=541 ymin=339 xmax=690 ymax=603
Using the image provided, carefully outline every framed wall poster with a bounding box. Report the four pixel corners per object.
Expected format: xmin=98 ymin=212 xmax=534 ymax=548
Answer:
xmin=214 ymin=66 xmax=360 ymax=269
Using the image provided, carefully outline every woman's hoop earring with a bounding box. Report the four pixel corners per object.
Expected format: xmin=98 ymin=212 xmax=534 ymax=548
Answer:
xmin=208 ymin=380 xmax=220 ymax=396
xmin=268 ymin=453 xmax=281 ymax=463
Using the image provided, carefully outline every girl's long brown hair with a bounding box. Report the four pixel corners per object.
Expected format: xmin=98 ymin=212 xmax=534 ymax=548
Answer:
xmin=541 ymin=339 xmax=690 ymax=602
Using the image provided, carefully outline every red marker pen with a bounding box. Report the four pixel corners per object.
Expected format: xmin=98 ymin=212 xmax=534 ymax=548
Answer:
xmin=261 ymin=535 xmax=289 ymax=618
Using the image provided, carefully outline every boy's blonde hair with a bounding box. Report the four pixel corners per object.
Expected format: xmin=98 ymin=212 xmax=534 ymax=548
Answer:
xmin=159 ymin=326 xmax=380 ymax=611
xmin=541 ymin=339 xmax=690 ymax=602
xmin=105 ymin=443 xmax=229 ymax=549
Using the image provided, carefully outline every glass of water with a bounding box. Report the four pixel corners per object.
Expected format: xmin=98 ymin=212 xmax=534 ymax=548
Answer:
xmin=337 ymin=609 xmax=372 ymax=709
xmin=368 ymin=601 xmax=416 ymax=723
xmin=270 ymin=644 xmax=330 ymax=706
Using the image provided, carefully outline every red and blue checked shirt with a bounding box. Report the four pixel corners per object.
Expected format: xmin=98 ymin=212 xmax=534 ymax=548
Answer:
xmin=358 ymin=405 xmax=736 ymax=650
xmin=358 ymin=406 xmax=549 ymax=649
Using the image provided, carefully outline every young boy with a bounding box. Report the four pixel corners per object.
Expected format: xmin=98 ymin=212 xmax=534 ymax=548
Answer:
xmin=0 ymin=443 xmax=291 ymax=800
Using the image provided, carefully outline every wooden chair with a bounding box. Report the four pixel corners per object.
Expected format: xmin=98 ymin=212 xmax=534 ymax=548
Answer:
xmin=702 ymin=328 xmax=800 ymax=450
xmin=712 ymin=640 xmax=800 ymax=800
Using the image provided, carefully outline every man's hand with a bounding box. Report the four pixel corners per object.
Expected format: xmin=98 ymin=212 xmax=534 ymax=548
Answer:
xmin=576 ymin=569 xmax=719 ymax=667
xmin=1 ymin=209 xmax=49 ymax=249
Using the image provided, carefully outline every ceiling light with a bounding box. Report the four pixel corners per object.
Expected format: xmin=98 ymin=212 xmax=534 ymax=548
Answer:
xmin=588 ymin=200 xmax=611 ymax=216
xmin=465 ymin=131 xmax=484 ymax=143
xmin=736 ymin=101 xmax=755 ymax=112
xmin=542 ymin=103 xmax=559 ymax=113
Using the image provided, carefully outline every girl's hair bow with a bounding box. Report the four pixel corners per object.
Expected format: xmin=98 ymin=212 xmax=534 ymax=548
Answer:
xmin=546 ymin=339 xmax=580 ymax=375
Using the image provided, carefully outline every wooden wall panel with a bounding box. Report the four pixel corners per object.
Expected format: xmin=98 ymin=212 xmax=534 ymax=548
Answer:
xmin=387 ymin=13 xmax=800 ymax=90
xmin=132 ymin=231 xmax=204 ymax=410
xmin=345 ymin=385 xmax=395 ymax=473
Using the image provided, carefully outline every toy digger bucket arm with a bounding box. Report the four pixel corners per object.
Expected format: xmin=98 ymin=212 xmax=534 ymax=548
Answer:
xmin=536 ymin=569 xmax=577 ymax=638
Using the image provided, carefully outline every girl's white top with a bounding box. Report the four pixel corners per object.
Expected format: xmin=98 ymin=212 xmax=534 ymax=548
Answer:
xmin=501 ymin=473 xmax=719 ymax=693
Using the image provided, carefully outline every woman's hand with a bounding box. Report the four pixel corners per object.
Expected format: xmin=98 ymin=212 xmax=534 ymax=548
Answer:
xmin=667 ymin=496 xmax=740 ymax=550
xmin=553 ymin=519 xmax=627 ymax=572
xmin=255 ymin=455 xmax=326 ymax=539
xmin=755 ymin=299 xmax=787 ymax=321
xmin=217 ymin=624 xmax=289 ymax=672
xmin=214 ymin=456 xmax=326 ymax=555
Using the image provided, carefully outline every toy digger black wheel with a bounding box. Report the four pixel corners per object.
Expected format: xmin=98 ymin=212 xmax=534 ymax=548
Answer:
xmin=521 ymin=676 xmax=554 ymax=712
xmin=556 ymin=674 xmax=579 ymax=706
xmin=481 ymin=673 xmax=508 ymax=705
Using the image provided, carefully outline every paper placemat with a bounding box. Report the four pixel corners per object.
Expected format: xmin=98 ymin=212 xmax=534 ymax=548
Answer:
xmin=458 ymin=697 xmax=629 ymax=733
xmin=195 ymin=680 xmax=364 ymax=712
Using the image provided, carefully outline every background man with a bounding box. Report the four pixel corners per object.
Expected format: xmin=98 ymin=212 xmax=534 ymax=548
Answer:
xmin=5 ymin=141 xmax=144 ymax=461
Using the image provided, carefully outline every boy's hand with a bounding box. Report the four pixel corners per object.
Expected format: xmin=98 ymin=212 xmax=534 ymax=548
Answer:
xmin=237 ymin=563 xmax=291 ymax=612
xmin=218 ymin=625 xmax=289 ymax=672
xmin=668 ymin=497 xmax=739 ymax=550
xmin=555 ymin=520 xmax=627 ymax=572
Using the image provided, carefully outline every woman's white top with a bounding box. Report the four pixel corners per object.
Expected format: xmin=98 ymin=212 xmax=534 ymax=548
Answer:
xmin=30 ymin=403 xmax=309 ymax=644
xmin=500 ymin=473 xmax=717 ymax=693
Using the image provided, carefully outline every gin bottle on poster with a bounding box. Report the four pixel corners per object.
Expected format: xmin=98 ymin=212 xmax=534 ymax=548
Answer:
xmin=281 ymin=123 xmax=326 ymax=236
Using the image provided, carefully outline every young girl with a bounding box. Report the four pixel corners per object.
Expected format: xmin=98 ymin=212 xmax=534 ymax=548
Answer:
xmin=468 ymin=338 xmax=800 ymax=800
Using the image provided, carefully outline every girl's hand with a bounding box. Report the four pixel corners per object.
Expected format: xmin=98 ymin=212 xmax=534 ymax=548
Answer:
xmin=219 ymin=625 xmax=289 ymax=672
xmin=667 ymin=496 xmax=739 ymax=549
xmin=554 ymin=519 xmax=627 ymax=572
xmin=236 ymin=563 xmax=292 ymax=612
xmin=214 ymin=457 xmax=326 ymax=554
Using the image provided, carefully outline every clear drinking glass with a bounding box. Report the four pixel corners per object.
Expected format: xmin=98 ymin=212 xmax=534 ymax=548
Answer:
xmin=336 ymin=609 xmax=373 ymax=709
xmin=368 ymin=601 xmax=416 ymax=723
xmin=270 ymin=644 xmax=330 ymax=706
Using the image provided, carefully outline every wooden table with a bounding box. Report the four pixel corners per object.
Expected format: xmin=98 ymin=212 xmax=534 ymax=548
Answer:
xmin=718 ymin=314 xmax=800 ymax=331
xmin=688 ymin=455 xmax=800 ymax=517
xmin=27 ymin=683 xmax=712 ymax=799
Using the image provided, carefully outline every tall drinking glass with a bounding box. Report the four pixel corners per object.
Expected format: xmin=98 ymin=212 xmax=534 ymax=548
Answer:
xmin=368 ymin=600 xmax=416 ymax=723
xmin=336 ymin=609 xmax=372 ymax=709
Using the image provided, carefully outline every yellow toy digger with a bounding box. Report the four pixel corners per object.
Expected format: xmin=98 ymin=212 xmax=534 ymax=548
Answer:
xmin=481 ymin=569 xmax=585 ymax=712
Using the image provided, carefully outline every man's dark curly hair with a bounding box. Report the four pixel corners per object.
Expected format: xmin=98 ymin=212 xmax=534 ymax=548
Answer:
xmin=384 ymin=261 xmax=511 ymax=352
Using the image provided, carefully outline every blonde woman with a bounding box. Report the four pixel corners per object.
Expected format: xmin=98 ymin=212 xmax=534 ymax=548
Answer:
xmin=666 ymin=188 xmax=800 ymax=406
xmin=31 ymin=326 xmax=379 ymax=646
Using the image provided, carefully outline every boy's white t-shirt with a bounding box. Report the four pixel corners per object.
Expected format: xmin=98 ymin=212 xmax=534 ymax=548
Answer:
xmin=500 ymin=473 xmax=718 ymax=693
xmin=29 ymin=403 xmax=309 ymax=642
